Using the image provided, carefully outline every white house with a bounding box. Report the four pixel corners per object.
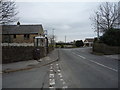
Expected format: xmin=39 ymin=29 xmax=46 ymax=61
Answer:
xmin=84 ymin=38 xmax=94 ymax=47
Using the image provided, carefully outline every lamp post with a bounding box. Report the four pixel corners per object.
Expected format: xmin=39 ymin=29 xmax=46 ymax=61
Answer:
xmin=52 ymin=29 xmax=55 ymax=48
xmin=65 ymin=35 xmax=66 ymax=48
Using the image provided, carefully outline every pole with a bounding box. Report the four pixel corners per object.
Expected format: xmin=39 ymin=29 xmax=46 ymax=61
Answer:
xmin=65 ymin=35 xmax=66 ymax=48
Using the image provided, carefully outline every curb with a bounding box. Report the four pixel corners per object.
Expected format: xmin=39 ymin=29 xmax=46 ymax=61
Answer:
xmin=2 ymin=58 xmax=59 ymax=73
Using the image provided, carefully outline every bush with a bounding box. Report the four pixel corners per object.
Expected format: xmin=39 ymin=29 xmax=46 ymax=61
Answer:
xmin=75 ymin=40 xmax=84 ymax=47
xmin=61 ymin=44 xmax=64 ymax=48
xmin=100 ymin=29 xmax=120 ymax=46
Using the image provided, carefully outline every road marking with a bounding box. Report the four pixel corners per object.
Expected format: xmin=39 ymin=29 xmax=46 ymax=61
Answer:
xmin=58 ymin=73 xmax=63 ymax=78
xmin=62 ymin=81 xmax=66 ymax=84
xmin=60 ymin=78 xmax=64 ymax=81
xmin=57 ymin=70 xmax=61 ymax=72
xmin=49 ymin=79 xmax=55 ymax=85
xmin=77 ymin=55 xmax=86 ymax=59
xmin=72 ymin=52 xmax=76 ymax=55
xmin=89 ymin=60 xmax=118 ymax=72
xmin=63 ymin=86 xmax=68 ymax=88
xmin=72 ymin=52 xmax=117 ymax=72
xmin=50 ymin=69 xmax=53 ymax=72
xmin=49 ymin=86 xmax=54 ymax=88
xmin=50 ymin=66 xmax=53 ymax=69
xmin=49 ymin=74 xmax=55 ymax=78
xmin=58 ymin=73 xmax=62 ymax=76
xmin=72 ymin=52 xmax=86 ymax=59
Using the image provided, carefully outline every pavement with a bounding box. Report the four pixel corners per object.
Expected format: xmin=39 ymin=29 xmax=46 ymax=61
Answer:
xmin=104 ymin=54 xmax=120 ymax=60
xmin=1 ymin=49 xmax=59 ymax=73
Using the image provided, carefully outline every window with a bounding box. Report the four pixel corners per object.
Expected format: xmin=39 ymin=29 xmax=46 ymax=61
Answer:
xmin=24 ymin=34 xmax=30 ymax=39
xmin=13 ymin=35 xmax=16 ymax=38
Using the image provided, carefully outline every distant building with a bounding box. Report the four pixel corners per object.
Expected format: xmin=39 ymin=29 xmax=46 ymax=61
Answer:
xmin=56 ymin=42 xmax=73 ymax=48
xmin=84 ymin=38 xmax=94 ymax=47
xmin=2 ymin=23 xmax=44 ymax=44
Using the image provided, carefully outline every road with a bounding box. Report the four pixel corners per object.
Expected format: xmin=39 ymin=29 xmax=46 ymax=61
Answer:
xmin=2 ymin=47 xmax=118 ymax=88
xmin=58 ymin=47 xmax=118 ymax=88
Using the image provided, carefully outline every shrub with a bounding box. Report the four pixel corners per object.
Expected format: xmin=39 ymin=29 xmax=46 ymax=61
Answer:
xmin=75 ymin=40 xmax=84 ymax=47
xmin=100 ymin=29 xmax=120 ymax=46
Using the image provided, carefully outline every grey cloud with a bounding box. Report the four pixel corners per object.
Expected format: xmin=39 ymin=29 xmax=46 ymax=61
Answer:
xmin=16 ymin=2 xmax=99 ymax=41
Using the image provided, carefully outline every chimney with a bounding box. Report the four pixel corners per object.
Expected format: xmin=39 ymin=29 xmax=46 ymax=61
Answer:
xmin=17 ymin=21 xmax=20 ymax=26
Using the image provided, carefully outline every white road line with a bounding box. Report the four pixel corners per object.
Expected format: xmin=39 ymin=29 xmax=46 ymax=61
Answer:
xmin=57 ymin=70 xmax=61 ymax=72
xmin=72 ymin=52 xmax=86 ymax=59
xmin=49 ymin=79 xmax=55 ymax=85
xmin=72 ymin=52 xmax=117 ymax=72
xmin=72 ymin=52 xmax=77 ymax=55
xmin=58 ymin=73 xmax=62 ymax=76
xmin=50 ymin=69 xmax=53 ymax=72
xmin=60 ymin=78 xmax=64 ymax=81
xmin=89 ymin=60 xmax=118 ymax=72
xmin=49 ymin=74 xmax=55 ymax=78
xmin=50 ymin=66 xmax=53 ymax=69
xmin=63 ymin=86 xmax=68 ymax=88
xmin=62 ymin=81 xmax=66 ymax=84
xmin=58 ymin=73 xmax=63 ymax=78
xmin=77 ymin=55 xmax=86 ymax=59
xmin=49 ymin=86 xmax=54 ymax=88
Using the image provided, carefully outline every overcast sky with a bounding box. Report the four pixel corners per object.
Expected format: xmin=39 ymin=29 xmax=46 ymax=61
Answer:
xmin=15 ymin=1 xmax=119 ymax=42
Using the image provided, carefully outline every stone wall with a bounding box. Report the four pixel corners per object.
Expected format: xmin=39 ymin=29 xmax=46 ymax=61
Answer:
xmin=2 ymin=46 xmax=47 ymax=64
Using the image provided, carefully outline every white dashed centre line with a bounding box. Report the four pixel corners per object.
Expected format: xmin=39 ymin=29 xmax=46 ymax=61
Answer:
xmin=77 ymin=55 xmax=86 ymax=59
xmin=72 ymin=52 xmax=86 ymax=59
xmin=72 ymin=52 xmax=117 ymax=72
xmin=89 ymin=60 xmax=118 ymax=72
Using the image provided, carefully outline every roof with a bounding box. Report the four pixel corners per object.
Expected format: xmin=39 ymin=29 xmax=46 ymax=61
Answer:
xmin=2 ymin=25 xmax=44 ymax=35
xmin=84 ymin=38 xmax=94 ymax=42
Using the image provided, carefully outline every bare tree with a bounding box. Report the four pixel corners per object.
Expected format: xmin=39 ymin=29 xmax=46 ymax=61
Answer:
xmin=48 ymin=34 xmax=57 ymax=46
xmin=0 ymin=0 xmax=18 ymax=25
xmin=91 ymin=2 xmax=120 ymax=37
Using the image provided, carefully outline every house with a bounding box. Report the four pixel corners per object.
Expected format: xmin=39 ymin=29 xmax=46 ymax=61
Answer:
xmin=2 ymin=22 xmax=44 ymax=44
xmin=84 ymin=38 xmax=94 ymax=47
